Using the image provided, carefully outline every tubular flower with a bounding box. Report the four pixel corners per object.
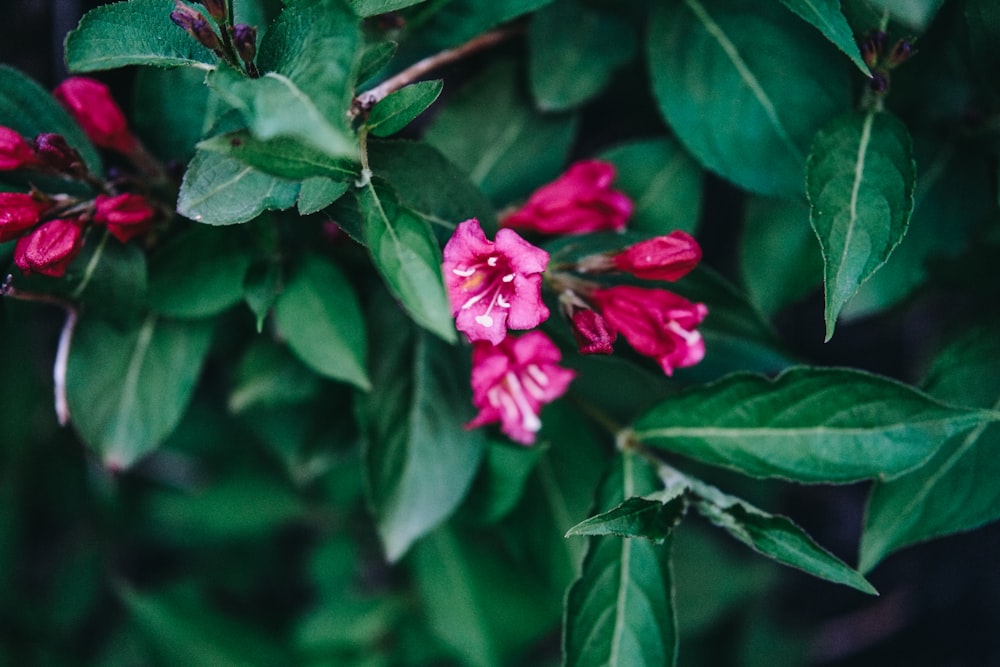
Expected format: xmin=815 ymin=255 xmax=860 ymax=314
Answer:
xmin=501 ymin=160 xmax=633 ymax=235
xmin=589 ymin=285 xmax=708 ymax=376
xmin=442 ymin=218 xmax=550 ymax=345
xmin=14 ymin=218 xmax=84 ymax=277
xmin=53 ymin=77 xmax=138 ymax=154
xmin=0 ymin=192 xmax=49 ymax=243
xmin=0 ymin=126 xmax=37 ymax=171
xmin=93 ymin=193 xmax=156 ymax=242
xmin=467 ymin=331 xmax=576 ymax=445
xmin=612 ymin=231 xmax=702 ymax=281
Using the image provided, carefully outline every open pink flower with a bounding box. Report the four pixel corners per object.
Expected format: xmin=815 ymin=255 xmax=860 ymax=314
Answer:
xmin=467 ymin=331 xmax=576 ymax=445
xmin=443 ymin=218 xmax=549 ymax=345
xmin=501 ymin=160 xmax=632 ymax=235
xmin=14 ymin=218 xmax=84 ymax=277
xmin=589 ymin=285 xmax=707 ymax=376
xmin=0 ymin=127 xmax=37 ymax=171
xmin=0 ymin=192 xmax=49 ymax=243
xmin=53 ymin=77 xmax=138 ymax=154
xmin=94 ymin=193 xmax=156 ymax=242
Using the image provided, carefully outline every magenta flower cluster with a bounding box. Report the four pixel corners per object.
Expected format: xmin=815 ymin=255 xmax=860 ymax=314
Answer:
xmin=442 ymin=160 xmax=708 ymax=445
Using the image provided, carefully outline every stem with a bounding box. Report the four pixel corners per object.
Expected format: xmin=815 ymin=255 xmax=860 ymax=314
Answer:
xmin=351 ymin=23 xmax=523 ymax=116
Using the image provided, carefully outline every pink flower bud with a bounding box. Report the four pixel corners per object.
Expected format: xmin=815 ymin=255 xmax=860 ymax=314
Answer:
xmin=53 ymin=77 xmax=138 ymax=154
xmin=611 ymin=231 xmax=702 ymax=282
xmin=0 ymin=126 xmax=37 ymax=171
xmin=570 ymin=308 xmax=615 ymax=355
xmin=501 ymin=160 xmax=633 ymax=235
xmin=14 ymin=218 xmax=84 ymax=277
xmin=93 ymin=193 xmax=156 ymax=243
xmin=33 ymin=133 xmax=87 ymax=175
xmin=0 ymin=192 xmax=49 ymax=242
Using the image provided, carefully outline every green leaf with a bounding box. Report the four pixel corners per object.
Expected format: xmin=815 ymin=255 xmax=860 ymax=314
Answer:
xmin=148 ymin=226 xmax=252 ymax=319
xmin=65 ymin=0 xmax=216 ymax=71
xmin=598 ymin=137 xmax=704 ymax=236
xmin=68 ymin=232 xmax=149 ymax=329
xmin=566 ymin=494 xmax=687 ymax=544
xmin=297 ymin=177 xmax=351 ymax=215
xmin=564 ymin=453 xmax=678 ymax=667
xmin=425 ymin=59 xmax=578 ymax=205
xmin=461 ymin=440 xmax=549 ymax=524
xmin=860 ymin=319 xmax=1000 ymax=572
xmin=778 ymin=0 xmax=871 ymax=74
xmin=806 ymin=110 xmax=916 ymax=340
xmin=359 ymin=299 xmax=485 ymax=561
xmin=689 ymin=478 xmax=876 ymax=594
xmin=865 ymin=0 xmax=944 ymax=31
xmin=349 ymin=0 xmax=427 ymax=16
xmin=409 ymin=0 xmax=554 ymax=50
xmin=133 ymin=65 xmax=225 ymax=163
xmin=178 ymin=150 xmax=301 ymax=225
xmin=198 ymin=131 xmax=358 ymax=181
xmin=740 ymin=196 xmax=823 ymax=317
xmin=367 ymin=139 xmax=497 ymax=230
xmin=273 ymin=254 xmax=370 ymax=390
xmin=647 ymin=0 xmax=850 ymax=196
xmin=356 ymin=40 xmax=398 ymax=87
xmin=0 ymin=65 xmax=101 ymax=174
xmin=357 ymin=182 xmax=456 ymax=343
xmin=528 ymin=0 xmax=637 ymax=111
xmin=229 ymin=340 xmax=322 ymax=413
xmin=66 ymin=315 xmax=213 ymax=469
xmin=631 ymin=367 xmax=995 ymax=484
xmin=367 ymin=80 xmax=443 ymax=137
xmin=242 ymin=259 xmax=283 ymax=331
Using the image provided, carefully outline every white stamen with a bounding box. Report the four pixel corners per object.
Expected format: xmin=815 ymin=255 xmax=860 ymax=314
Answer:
xmin=502 ymin=273 xmax=515 ymax=283
xmin=666 ymin=320 xmax=700 ymax=344
xmin=475 ymin=314 xmax=494 ymax=327
xmin=452 ymin=267 xmax=476 ymax=277
xmin=496 ymin=294 xmax=511 ymax=309
xmin=487 ymin=256 xmax=499 ymax=267
xmin=504 ymin=372 xmax=542 ymax=433
xmin=526 ymin=364 xmax=549 ymax=387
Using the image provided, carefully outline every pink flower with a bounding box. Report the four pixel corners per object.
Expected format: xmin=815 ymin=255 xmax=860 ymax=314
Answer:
xmin=14 ymin=218 xmax=84 ymax=277
xmin=0 ymin=126 xmax=37 ymax=171
xmin=442 ymin=218 xmax=550 ymax=345
xmin=569 ymin=308 xmax=615 ymax=355
xmin=93 ymin=193 xmax=156 ymax=242
xmin=0 ymin=192 xmax=48 ymax=243
xmin=501 ymin=160 xmax=633 ymax=235
xmin=467 ymin=331 xmax=576 ymax=445
xmin=589 ymin=285 xmax=707 ymax=376
xmin=53 ymin=77 xmax=138 ymax=154
xmin=611 ymin=231 xmax=702 ymax=281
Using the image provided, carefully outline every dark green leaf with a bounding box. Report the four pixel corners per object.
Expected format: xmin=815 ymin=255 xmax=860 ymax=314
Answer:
xmin=648 ymin=0 xmax=850 ymax=196
xmin=367 ymin=80 xmax=443 ymax=137
xmin=357 ymin=182 xmax=456 ymax=342
xmin=806 ymin=110 xmax=916 ymax=340
xmin=0 ymin=65 xmax=101 ymax=174
xmin=860 ymin=319 xmax=1000 ymax=572
xmin=178 ymin=150 xmax=301 ymax=225
xmin=68 ymin=231 xmax=148 ymax=329
xmin=66 ymin=315 xmax=213 ymax=469
xmin=297 ymin=177 xmax=350 ymax=215
xmin=228 ymin=339 xmax=322 ymax=414
xmin=598 ymin=137 xmax=704 ymax=235
xmin=242 ymin=259 xmax=283 ymax=331
xmin=966 ymin=0 xmax=1000 ymax=101
xmin=350 ymin=0 xmax=427 ymax=16
xmin=566 ymin=494 xmax=687 ymax=544
xmin=133 ymin=65 xmax=224 ymax=163
xmin=564 ymin=453 xmax=677 ymax=667
xmin=273 ymin=253 xmax=370 ymax=390
xmin=740 ymin=196 xmax=823 ymax=316
xmin=865 ymin=0 xmax=944 ymax=31
xmin=359 ymin=299 xmax=485 ymax=561
xmin=631 ymin=367 xmax=995 ymax=484
xmin=356 ymin=40 xmax=398 ymax=86
xmin=528 ymin=0 xmax=636 ymax=111
xmin=461 ymin=440 xmax=549 ymax=524
xmin=689 ymin=478 xmax=876 ymax=594
xmin=148 ymin=226 xmax=251 ymax=319
xmin=425 ymin=60 xmax=578 ymax=205
xmin=409 ymin=0 xmax=554 ymax=50
xmin=198 ymin=131 xmax=358 ymax=181
xmin=778 ymin=0 xmax=871 ymax=74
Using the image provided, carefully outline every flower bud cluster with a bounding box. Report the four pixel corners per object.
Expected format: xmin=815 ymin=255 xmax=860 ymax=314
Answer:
xmin=858 ymin=30 xmax=916 ymax=93
xmin=0 ymin=78 xmax=158 ymax=277
xmin=171 ymin=0 xmax=260 ymax=78
xmin=441 ymin=160 xmax=709 ymax=445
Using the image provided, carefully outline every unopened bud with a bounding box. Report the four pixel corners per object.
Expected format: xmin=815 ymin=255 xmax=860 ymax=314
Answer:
xmin=611 ymin=231 xmax=702 ymax=282
xmin=53 ymin=77 xmax=138 ymax=154
xmin=195 ymin=0 xmax=226 ymax=22
xmin=869 ymin=71 xmax=889 ymax=93
xmin=93 ymin=193 xmax=157 ymax=243
xmin=887 ymin=39 xmax=916 ymax=67
xmin=570 ymin=308 xmax=615 ymax=355
xmin=231 ymin=24 xmax=258 ymax=65
xmin=33 ymin=133 xmax=86 ymax=176
xmin=0 ymin=126 xmax=37 ymax=171
xmin=171 ymin=1 xmax=222 ymax=52
xmin=13 ymin=217 xmax=84 ymax=277
xmin=859 ymin=30 xmax=886 ymax=70
xmin=0 ymin=192 xmax=49 ymax=243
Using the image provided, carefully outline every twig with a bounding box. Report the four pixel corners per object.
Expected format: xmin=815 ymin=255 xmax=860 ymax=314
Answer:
xmin=350 ymin=23 xmax=523 ymax=117
xmin=1 ymin=274 xmax=79 ymax=425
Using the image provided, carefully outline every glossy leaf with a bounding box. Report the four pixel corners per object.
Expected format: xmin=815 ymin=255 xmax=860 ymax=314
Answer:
xmin=631 ymin=367 xmax=995 ymax=484
xmin=148 ymin=226 xmax=251 ymax=319
xmin=648 ymin=0 xmax=849 ymax=196
xmin=357 ymin=182 xmax=456 ymax=343
xmin=65 ymin=0 xmax=215 ymax=71
xmin=778 ymin=0 xmax=870 ymax=74
xmin=66 ymin=315 xmax=213 ymax=469
xmin=273 ymin=254 xmax=370 ymax=390
xmin=425 ymin=60 xmax=578 ymax=205
xmin=689 ymin=478 xmax=876 ymax=594
xmin=178 ymin=150 xmax=301 ymax=225
xmin=806 ymin=110 xmax=916 ymax=340
xmin=297 ymin=177 xmax=350 ymax=215
xmin=564 ymin=453 xmax=677 ymax=667
xmin=366 ymin=80 xmax=443 ymax=137
xmin=528 ymin=0 xmax=636 ymax=111
xmin=565 ymin=494 xmax=687 ymax=544
xmin=861 ymin=319 xmax=1000 ymax=572
xmin=356 ymin=40 xmax=398 ymax=87
xmin=198 ymin=131 xmax=357 ymax=181
xmin=359 ymin=299 xmax=485 ymax=561
xmin=133 ymin=66 xmax=225 ymax=163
